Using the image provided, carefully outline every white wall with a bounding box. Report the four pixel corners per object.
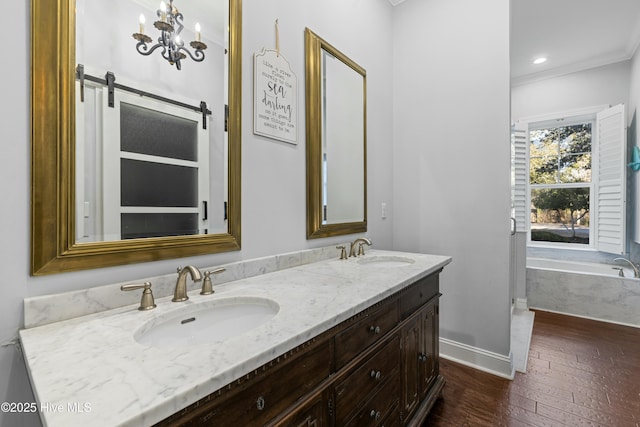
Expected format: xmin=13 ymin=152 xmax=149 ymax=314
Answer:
xmin=392 ymin=0 xmax=513 ymax=366
xmin=0 ymin=1 xmax=394 ymax=426
xmin=511 ymin=61 xmax=631 ymax=121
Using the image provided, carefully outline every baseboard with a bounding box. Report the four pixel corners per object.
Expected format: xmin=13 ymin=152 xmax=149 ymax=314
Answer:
xmin=528 ymin=306 xmax=640 ymax=329
xmin=439 ymin=337 xmax=514 ymax=379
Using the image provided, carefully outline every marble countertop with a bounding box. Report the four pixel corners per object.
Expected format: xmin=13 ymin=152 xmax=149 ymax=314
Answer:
xmin=19 ymin=249 xmax=451 ymax=427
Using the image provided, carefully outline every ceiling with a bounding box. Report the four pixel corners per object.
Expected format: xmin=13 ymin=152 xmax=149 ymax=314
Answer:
xmin=511 ymin=0 xmax=640 ymax=85
xmin=389 ymin=0 xmax=640 ymax=86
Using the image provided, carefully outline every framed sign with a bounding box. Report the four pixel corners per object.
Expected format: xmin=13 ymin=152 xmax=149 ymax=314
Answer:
xmin=254 ymin=48 xmax=297 ymax=144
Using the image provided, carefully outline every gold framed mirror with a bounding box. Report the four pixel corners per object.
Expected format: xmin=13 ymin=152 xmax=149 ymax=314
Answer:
xmin=305 ymin=28 xmax=367 ymax=239
xmin=31 ymin=0 xmax=242 ymax=275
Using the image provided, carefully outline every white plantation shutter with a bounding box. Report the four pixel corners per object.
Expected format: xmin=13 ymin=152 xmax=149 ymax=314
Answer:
xmin=511 ymin=123 xmax=528 ymax=232
xmin=595 ymin=104 xmax=626 ymax=254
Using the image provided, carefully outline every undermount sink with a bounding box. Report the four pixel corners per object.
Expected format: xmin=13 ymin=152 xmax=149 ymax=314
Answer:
xmin=357 ymin=256 xmax=415 ymax=267
xmin=135 ymin=297 xmax=279 ymax=349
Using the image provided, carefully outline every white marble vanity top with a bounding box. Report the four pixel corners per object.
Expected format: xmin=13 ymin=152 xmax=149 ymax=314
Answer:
xmin=19 ymin=249 xmax=451 ymax=427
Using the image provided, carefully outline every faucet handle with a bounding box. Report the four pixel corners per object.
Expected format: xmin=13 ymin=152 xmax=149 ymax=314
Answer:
xmin=336 ymin=245 xmax=348 ymax=260
xmin=201 ymin=267 xmax=226 ymax=295
xmin=121 ymin=281 xmax=156 ymax=311
xmin=357 ymin=242 xmax=366 ymax=256
xmin=611 ymin=267 xmax=625 ymax=277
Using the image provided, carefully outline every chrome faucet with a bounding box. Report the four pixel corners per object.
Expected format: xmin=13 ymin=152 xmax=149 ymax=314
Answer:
xmin=172 ymin=265 xmax=202 ymax=302
xmin=613 ymin=258 xmax=640 ymax=278
xmin=349 ymin=237 xmax=372 ymax=257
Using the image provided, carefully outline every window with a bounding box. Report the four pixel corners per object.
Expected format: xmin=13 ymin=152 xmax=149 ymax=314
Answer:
xmin=529 ymin=122 xmax=593 ymax=245
xmin=512 ymin=104 xmax=627 ymax=254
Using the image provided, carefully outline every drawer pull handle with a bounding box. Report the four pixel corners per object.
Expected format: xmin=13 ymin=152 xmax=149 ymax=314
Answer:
xmin=418 ymin=352 xmax=430 ymax=362
xmin=370 ymin=370 xmax=382 ymax=380
xmin=370 ymin=409 xmax=381 ymax=420
xmin=369 ymin=325 xmax=381 ymax=334
xmin=256 ymin=396 xmax=265 ymax=411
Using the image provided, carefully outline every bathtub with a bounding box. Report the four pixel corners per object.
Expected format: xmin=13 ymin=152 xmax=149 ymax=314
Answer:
xmin=526 ymin=258 xmax=640 ymax=327
xmin=527 ymin=258 xmax=636 ymax=277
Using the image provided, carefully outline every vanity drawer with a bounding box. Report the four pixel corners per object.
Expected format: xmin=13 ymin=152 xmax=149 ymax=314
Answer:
xmin=335 ymin=302 xmax=398 ymax=369
xmin=335 ymin=335 xmax=401 ymax=425
xmin=344 ymin=371 xmax=400 ymax=427
xmin=379 ymin=404 xmax=401 ymax=427
xmin=398 ymin=273 xmax=439 ymax=320
xmin=160 ymin=342 xmax=331 ymax=426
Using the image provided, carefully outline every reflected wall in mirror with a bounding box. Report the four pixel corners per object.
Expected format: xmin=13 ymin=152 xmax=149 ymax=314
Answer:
xmin=31 ymin=0 xmax=242 ymax=275
xmin=305 ymin=28 xmax=367 ymax=239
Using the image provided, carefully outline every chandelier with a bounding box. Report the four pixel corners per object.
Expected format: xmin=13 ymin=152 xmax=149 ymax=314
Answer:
xmin=132 ymin=0 xmax=207 ymax=70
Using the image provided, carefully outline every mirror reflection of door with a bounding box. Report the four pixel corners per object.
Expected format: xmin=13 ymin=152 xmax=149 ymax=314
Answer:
xmin=76 ymin=87 xmax=213 ymax=242
xmin=74 ymin=0 xmax=228 ymax=244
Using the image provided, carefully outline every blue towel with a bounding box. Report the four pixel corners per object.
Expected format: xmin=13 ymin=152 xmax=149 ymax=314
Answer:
xmin=630 ymin=146 xmax=640 ymax=171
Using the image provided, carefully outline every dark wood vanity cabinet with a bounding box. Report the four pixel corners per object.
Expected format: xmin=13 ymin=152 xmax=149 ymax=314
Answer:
xmin=155 ymin=271 xmax=444 ymax=427
xmin=400 ymin=300 xmax=440 ymax=424
xmin=268 ymin=386 xmax=332 ymax=427
xmin=334 ymin=334 xmax=401 ymax=426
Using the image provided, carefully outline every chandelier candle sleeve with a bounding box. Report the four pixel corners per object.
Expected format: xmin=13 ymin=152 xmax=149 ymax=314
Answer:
xmin=139 ymin=14 xmax=145 ymax=34
xmin=160 ymin=1 xmax=167 ymax=22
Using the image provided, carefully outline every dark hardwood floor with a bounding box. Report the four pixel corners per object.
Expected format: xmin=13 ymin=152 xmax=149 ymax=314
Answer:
xmin=424 ymin=310 xmax=640 ymax=426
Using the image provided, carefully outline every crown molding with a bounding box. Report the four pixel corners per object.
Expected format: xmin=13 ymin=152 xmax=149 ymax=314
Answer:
xmin=511 ymin=52 xmax=633 ymax=87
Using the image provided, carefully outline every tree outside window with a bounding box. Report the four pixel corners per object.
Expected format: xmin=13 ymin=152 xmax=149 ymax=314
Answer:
xmin=529 ymin=124 xmax=592 ymax=245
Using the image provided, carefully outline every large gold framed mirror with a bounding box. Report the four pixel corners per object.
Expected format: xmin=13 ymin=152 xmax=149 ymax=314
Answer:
xmin=31 ymin=0 xmax=242 ymax=275
xmin=305 ymin=28 xmax=367 ymax=239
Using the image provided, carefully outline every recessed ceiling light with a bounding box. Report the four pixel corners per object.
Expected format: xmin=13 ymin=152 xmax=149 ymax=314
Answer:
xmin=533 ymin=57 xmax=547 ymax=65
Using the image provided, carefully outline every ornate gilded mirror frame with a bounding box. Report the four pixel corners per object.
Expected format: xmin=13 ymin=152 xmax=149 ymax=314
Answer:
xmin=31 ymin=0 xmax=242 ymax=275
xmin=305 ymin=28 xmax=367 ymax=239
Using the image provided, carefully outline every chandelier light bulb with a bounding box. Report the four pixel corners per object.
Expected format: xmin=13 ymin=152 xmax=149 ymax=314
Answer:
xmin=160 ymin=1 xmax=167 ymax=22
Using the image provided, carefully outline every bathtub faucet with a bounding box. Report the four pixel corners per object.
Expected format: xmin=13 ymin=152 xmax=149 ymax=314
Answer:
xmin=613 ymin=258 xmax=640 ymax=278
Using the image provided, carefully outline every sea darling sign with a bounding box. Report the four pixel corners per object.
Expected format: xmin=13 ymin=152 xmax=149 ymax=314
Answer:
xmin=254 ymin=49 xmax=297 ymax=144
